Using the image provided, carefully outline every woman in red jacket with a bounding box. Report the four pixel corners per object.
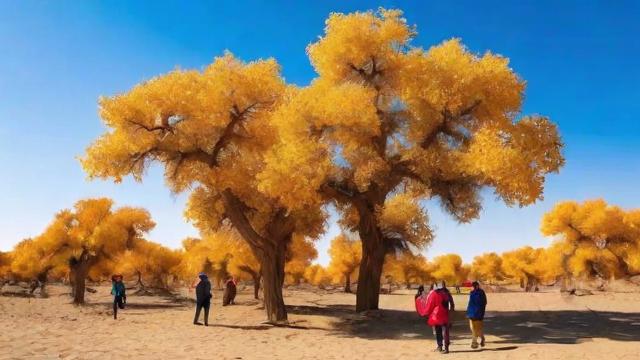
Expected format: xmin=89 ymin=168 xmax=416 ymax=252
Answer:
xmin=424 ymin=282 xmax=454 ymax=353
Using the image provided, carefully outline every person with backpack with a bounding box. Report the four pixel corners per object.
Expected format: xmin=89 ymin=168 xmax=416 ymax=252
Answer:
xmin=424 ymin=282 xmax=454 ymax=354
xmin=111 ymin=274 xmax=126 ymax=320
xmin=466 ymin=281 xmax=487 ymax=348
xmin=193 ymin=272 xmax=212 ymax=326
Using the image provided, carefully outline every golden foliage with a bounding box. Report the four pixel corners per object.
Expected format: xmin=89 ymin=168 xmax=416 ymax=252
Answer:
xmin=470 ymin=252 xmax=503 ymax=283
xmin=327 ymin=234 xmax=362 ymax=283
xmin=430 ymin=253 xmax=469 ymax=285
xmin=285 ymin=234 xmax=318 ymax=285
xmin=541 ymin=199 xmax=640 ymax=279
xmin=383 ymin=251 xmax=431 ymax=287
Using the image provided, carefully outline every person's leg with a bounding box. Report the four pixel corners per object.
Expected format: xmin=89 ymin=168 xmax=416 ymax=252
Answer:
xmin=203 ymin=302 xmax=210 ymax=326
xmin=113 ymin=297 xmax=118 ymax=319
xmin=194 ymin=303 xmax=202 ymax=324
xmin=117 ymin=296 xmax=125 ymax=310
xmin=434 ymin=325 xmax=443 ymax=350
xmin=470 ymin=319 xmax=478 ymax=348
xmin=443 ymin=324 xmax=450 ymax=352
xmin=478 ymin=320 xmax=485 ymax=347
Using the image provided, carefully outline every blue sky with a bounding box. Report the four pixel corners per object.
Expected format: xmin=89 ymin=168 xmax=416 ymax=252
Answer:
xmin=1 ymin=1 xmax=638 ymax=265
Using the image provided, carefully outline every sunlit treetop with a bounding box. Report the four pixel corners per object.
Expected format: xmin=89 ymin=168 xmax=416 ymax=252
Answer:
xmin=261 ymin=8 xmax=564 ymax=245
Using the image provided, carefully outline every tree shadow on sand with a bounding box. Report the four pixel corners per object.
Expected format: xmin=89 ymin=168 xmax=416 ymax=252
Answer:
xmin=286 ymin=304 xmax=640 ymax=345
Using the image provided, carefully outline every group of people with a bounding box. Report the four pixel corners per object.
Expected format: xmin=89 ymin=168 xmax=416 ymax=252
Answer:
xmin=110 ymin=273 xmax=487 ymax=352
xmin=109 ymin=272 xmax=237 ymax=325
xmin=415 ymin=280 xmax=487 ymax=354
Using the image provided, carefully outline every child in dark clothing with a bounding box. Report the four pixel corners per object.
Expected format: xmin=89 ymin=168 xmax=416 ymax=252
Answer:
xmin=111 ymin=274 xmax=126 ymax=319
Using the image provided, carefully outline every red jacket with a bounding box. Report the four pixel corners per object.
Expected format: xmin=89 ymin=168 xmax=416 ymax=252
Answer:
xmin=425 ymin=289 xmax=451 ymax=326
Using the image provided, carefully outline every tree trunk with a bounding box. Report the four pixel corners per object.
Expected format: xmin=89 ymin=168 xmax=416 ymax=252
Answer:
xmin=260 ymin=242 xmax=287 ymax=323
xmin=135 ymin=270 xmax=145 ymax=289
xmin=253 ymin=273 xmax=262 ymax=300
xmin=72 ymin=261 xmax=90 ymax=304
xmin=344 ymin=273 xmax=351 ymax=293
xmin=355 ymin=201 xmax=386 ymax=312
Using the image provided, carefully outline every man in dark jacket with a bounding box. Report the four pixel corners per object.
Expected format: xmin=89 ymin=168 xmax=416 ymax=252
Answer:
xmin=466 ymin=281 xmax=487 ymax=348
xmin=194 ymin=272 xmax=212 ymax=326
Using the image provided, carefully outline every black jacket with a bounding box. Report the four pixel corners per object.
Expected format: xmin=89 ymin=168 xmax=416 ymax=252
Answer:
xmin=195 ymin=279 xmax=212 ymax=304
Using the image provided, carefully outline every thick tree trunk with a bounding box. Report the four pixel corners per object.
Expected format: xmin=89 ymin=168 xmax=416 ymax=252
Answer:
xmin=72 ymin=261 xmax=90 ymax=304
xmin=260 ymin=242 xmax=287 ymax=323
xmin=355 ymin=198 xmax=386 ymax=312
xmin=344 ymin=273 xmax=351 ymax=293
xmin=356 ymin=239 xmax=385 ymax=311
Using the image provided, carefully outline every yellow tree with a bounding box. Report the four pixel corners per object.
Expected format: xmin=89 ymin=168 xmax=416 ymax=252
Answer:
xmin=82 ymin=54 xmax=325 ymax=322
xmin=541 ymin=199 xmax=640 ymax=287
xmin=501 ymin=246 xmax=545 ymax=291
xmin=430 ymin=253 xmax=469 ymax=286
xmin=470 ymin=252 xmax=503 ymax=283
xmin=15 ymin=198 xmax=154 ymax=303
xmin=121 ymin=240 xmax=182 ymax=290
xmin=304 ymin=264 xmax=332 ymax=288
xmin=178 ymin=231 xmax=234 ymax=288
xmin=327 ymin=234 xmax=362 ymax=292
xmin=285 ymin=234 xmax=318 ymax=285
xmin=260 ymin=9 xmax=564 ymax=311
xmin=383 ymin=251 xmax=431 ymax=289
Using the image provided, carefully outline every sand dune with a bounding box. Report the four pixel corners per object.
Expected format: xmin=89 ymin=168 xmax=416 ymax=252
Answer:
xmin=1 ymin=284 xmax=639 ymax=359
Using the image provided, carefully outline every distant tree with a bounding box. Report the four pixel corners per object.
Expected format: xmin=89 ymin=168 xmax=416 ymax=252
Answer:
xmin=383 ymin=251 xmax=431 ymax=289
xmin=304 ymin=264 xmax=331 ymax=288
xmin=327 ymin=234 xmax=362 ymax=292
xmin=11 ymin=198 xmax=154 ymax=303
xmin=121 ymin=240 xmax=182 ymax=290
xmin=501 ymin=246 xmax=545 ymax=291
xmin=470 ymin=252 xmax=503 ymax=284
xmin=430 ymin=254 xmax=469 ymax=286
xmin=227 ymin=238 xmax=262 ymax=299
xmin=285 ymin=235 xmax=318 ymax=286
xmin=541 ymin=199 xmax=640 ymax=289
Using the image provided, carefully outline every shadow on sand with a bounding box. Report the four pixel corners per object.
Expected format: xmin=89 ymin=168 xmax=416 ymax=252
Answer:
xmin=286 ymin=304 xmax=640 ymax=345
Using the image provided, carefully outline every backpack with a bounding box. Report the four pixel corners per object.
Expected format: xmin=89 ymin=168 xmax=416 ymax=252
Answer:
xmin=415 ymin=294 xmax=429 ymax=317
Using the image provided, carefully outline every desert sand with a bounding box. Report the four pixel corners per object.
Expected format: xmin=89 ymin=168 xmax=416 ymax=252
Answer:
xmin=1 ymin=284 xmax=639 ymax=360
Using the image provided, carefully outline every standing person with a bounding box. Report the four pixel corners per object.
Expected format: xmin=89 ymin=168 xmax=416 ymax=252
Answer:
xmin=424 ymin=282 xmax=452 ymax=354
xmin=111 ymin=274 xmax=126 ymax=320
xmin=466 ymin=281 xmax=487 ymax=349
xmin=194 ymin=272 xmax=212 ymax=326
xmin=223 ymin=277 xmax=237 ymax=306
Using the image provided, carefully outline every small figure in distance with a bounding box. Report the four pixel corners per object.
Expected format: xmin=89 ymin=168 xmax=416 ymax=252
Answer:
xmin=111 ymin=274 xmax=126 ymax=320
xmin=467 ymin=281 xmax=487 ymax=349
xmin=193 ymin=272 xmax=212 ymax=326
xmin=223 ymin=276 xmax=237 ymax=306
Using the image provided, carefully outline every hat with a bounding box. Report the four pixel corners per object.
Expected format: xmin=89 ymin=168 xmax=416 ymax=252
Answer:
xmin=198 ymin=272 xmax=208 ymax=279
xmin=472 ymin=281 xmax=480 ymax=287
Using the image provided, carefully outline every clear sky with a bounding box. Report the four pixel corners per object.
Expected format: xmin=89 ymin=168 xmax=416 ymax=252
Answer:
xmin=1 ymin=1 xmax=638 ymax=265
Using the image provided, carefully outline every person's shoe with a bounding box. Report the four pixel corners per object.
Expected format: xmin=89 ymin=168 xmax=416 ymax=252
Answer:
xmin=193 ymin=322 xmax=203 ymax=326
xmin=441 ymin=348 xmax=449 ymax=354
xmin=480 ymin=337 xmax=485 ymax=347
xmin=471 ymin=342 xmax=479 ymax=349
xmin=433 ymin=346 xmax=442 ymax=352
xmin=204 ymin=323 xmax=209 ymax=326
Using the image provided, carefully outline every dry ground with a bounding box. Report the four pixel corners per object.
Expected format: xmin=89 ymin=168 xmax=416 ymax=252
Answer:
xmin=1 ymin=284 xmax=639 ymax=359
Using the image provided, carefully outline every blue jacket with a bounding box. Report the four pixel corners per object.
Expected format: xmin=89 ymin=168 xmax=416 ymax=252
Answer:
xmin=111 ymin=282 xmax=126 ymax=297
xmin=466 ymin=288 xmax=487 ymax=320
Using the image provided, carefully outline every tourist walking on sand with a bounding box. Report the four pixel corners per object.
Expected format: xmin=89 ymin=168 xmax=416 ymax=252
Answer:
xmin=111 ymin=274 xmax=126 ymax=320
xmin=466 ymin=281 xmax=487 ymax=349
xmin=424 ymin=282 xmax=454 ymax=354
xmin=193 ymin=272 xmax=212 ymax=326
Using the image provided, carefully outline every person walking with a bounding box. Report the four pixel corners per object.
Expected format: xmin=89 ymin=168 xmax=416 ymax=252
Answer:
xmin=193 ymin=272 xmax=212 ymax=326
xmin=424 ymin=282 xmax=453 ymax=354
xmin=466 ymin=281 xmax=487 ymax=348
xmin=111 ymin=274 xmax=126 ymax=320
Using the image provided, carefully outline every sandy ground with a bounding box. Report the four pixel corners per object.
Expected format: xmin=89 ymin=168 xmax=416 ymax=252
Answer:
xmin=1 ymin=284 xmax=639 ymax=360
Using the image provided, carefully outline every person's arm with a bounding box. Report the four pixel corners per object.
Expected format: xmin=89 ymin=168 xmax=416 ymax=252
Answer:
xmin=449 ymin=292 xmax=455 ymax=311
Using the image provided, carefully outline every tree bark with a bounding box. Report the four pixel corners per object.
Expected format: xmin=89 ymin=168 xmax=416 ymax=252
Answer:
xmin=355 ymin=206 xmax=386 ymax=311
xmin=253 ymin=273 xmax=262 ymax=300
xmin=72 ymin=261 xmax=90 ymax=304
xmin=260 ymin=242 xmax=287 ymax=323
xmin=344 ymin=273 xmax=351 ymax=293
